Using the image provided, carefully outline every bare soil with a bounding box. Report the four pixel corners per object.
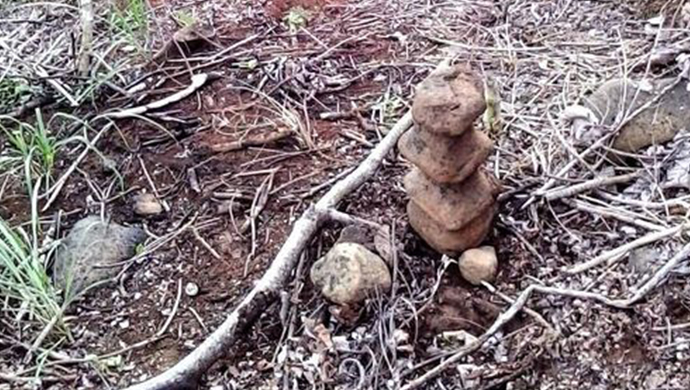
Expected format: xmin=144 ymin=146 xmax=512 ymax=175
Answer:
xmin=2 ymin=0 xmax=690 ymax=389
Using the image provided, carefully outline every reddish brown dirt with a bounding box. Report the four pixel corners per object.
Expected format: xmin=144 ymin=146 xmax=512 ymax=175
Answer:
xmin=265 ymin=0 xmax=344 ymax=19
xmin=4 ymin=1 xmax=690 ymax=389
xmin=36 ymin=4 xmax=414 ymax=384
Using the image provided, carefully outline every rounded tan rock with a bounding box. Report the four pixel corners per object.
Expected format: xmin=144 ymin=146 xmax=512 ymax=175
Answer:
xmin=404 ymin=169 xmax=499 ymax=231
xmin=133 ymin=193 xmax=163 ymax=216
xmin=398 ymin=127 xmax=493 ymax=183
xmin=412 ymin=65 xmax=486 ymax=136
xmin=407 ymin=201 xmax=496 ymax=255
xmin=458 ymin=246 xmax=498 ymax=285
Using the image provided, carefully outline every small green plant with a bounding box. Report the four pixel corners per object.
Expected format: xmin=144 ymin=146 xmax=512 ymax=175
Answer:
xmin=482 ymin=80 xmax=502 ymax=139
xmin=373 ymin=92 xmax=405 ymax=126
xmin=173 ymin=9 xmax=197 ymax=28
xmin=283 ymin=6 xmax=310 ymax=33
xmin=109 ymin=0 xmax=148 ymax=47
xmin=0 ymin=109 xmax=58 ymax=180
xmin=237 ymin=58 xmax=259 ymax=70
xmin=0 ymin=77 xmax=31 ymax=113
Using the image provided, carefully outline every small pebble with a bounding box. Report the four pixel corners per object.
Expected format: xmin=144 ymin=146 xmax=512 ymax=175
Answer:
xmin=185 ymin=282 xmax=199 ymax=297
xmin=133 ymin=193 xmax=163 ymax=216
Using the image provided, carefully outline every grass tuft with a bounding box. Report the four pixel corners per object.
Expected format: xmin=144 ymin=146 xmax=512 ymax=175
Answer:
xmin=173 ymin=9 xmax=197 ymax=28
xmin=0 ymin=109 xmax=58 ymax=181
xmin=0 ymin=77 xmax=32 ymax=113
xmin=109 ymin=0 xmax=148 ymax=48
xmin=0 ymin=170 xmax=63 ymax=336
xmin=283 ymin=6 xmax=311 ymax=33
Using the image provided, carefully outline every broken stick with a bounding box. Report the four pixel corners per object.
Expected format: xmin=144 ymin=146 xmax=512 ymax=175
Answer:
xmin=567 ymin=223 xmax=688 ymax=274
xmin=210 ymin=129 xmax=292 ymax=153
xmin=105 ymin=73 xmax=210 ymax=119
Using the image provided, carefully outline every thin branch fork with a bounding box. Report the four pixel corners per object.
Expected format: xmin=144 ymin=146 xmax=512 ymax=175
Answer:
xmin=402 ymin=242 xmax=690 ymax=389
xmin=123 ymin=112 xmax=414 ymax=390
xmin=543 ymin=171 xmax=641 ymax=201
xmin=566 ymin=223 xmax=689 ymax=274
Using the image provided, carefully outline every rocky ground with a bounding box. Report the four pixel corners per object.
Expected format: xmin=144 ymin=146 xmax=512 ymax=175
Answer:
xmin=1 ymin=0 xmax=690 ymax=389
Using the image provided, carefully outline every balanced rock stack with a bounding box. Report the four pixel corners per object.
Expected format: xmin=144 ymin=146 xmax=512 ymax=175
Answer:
xmin=399 ymin=65 xmax=500 ymax=255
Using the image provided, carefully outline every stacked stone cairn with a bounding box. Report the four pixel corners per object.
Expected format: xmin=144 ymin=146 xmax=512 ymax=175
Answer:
xmin=399 ymin=65 xmax=500 ymax=255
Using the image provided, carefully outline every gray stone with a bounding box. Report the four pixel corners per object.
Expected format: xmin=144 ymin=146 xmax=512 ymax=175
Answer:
xmin=53 ymin=216 xmax=146 ymax=298
xmin=458 ymin=246 xmax=498 ymax=285
xmin=336 ymin=223 xmax=388 ymax=259
xmin=337 ymin=224 xmax=376 ymax=247
xmin=585 ymin=78 xmax=690 ymax=152
xmin=310 ymin=243 xmax=391 ymax=305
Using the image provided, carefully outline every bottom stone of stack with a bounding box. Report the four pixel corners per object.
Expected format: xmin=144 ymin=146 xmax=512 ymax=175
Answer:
xmin=407 ymin=200 xmax=496 ymax=255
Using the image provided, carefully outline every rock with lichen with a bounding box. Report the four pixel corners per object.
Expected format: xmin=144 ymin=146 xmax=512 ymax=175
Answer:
xmin=584 ymin=78 xmax=690 ymax=152
xmin=52 ymin=216 xmax=146 ymax=298
xmin=310 ymin=243 xmax=391 ymax=305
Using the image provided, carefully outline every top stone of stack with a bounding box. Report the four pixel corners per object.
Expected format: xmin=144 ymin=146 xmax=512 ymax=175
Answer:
xmin=412 ymin=65 xmax=486 ymax=136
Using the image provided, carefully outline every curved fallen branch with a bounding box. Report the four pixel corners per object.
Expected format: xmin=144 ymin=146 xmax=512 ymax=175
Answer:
xmin=123 ymin=112 xmax=413 ymax=390
xmin=402 ymin=241 xmax=690 ymax=389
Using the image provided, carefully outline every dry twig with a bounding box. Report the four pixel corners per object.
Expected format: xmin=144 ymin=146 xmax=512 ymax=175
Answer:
xmin=567 ymin=224 xmax=688 ymax=274
xmin=77 ymin=0 xmax=93 ymax=76
xmin=544 ymin=171 xmax=641 ymax=201
xmin=106 ymin=74 xmax=210 ymax=119
xmin=210 ymin=129 xmax=292 ymax=153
